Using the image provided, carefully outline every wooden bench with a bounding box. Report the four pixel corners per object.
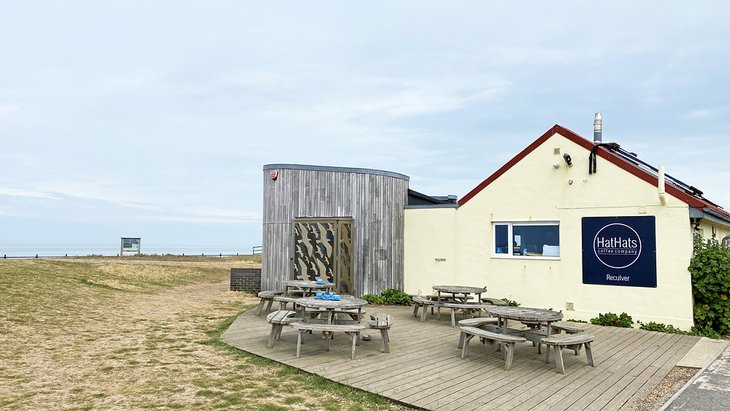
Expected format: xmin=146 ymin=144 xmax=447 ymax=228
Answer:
xmin=290 ymin=322 xmax=367 ymax=359
xmin=256 ymin=290 xmax=283 ymax=316
xmin=425 ymin=294 xmax=473 ymax=302
xmin=336 ymin=308 xmax=367 ymax=322
xmin=459 ymin=326 xmax=527 ymax=370
xmin=274 ymin=296 xmax=302 ymax=311
xmin=443 ymin=303 xmax=488 ymax=327
xmin=550 ymin=321 xmax=587 ymax=334
xmin=457 ymin=317 xmax=499 ymax=328
xmin=457 ymin=317 xmax=499 ymax=347
xmin=411 ymin=296 xmax=437 ymax=321
xmin=541 ymin=334 xmax=595 ymax=374
xmin=265 ymin=310 xmax=297 ymax=348
xmin=368 ymin=313 xmax=394 ymax=353
xmin=549 ymin=322 xmax=588 ymax=354
xmin=481 ymin=297 xmax=509 ymax=306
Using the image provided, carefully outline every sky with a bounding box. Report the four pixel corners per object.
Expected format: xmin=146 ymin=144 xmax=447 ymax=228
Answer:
xmin=1 ymin=1 xmax=729 ymax=253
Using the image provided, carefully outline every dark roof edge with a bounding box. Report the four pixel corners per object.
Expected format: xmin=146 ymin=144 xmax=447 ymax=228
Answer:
xmin=695 ymin=207 xmax=730 ymax=228
xmin=263 ymin=163 xmax=409 ymax=181
xmin=458 ymin=124 xmax=565 ymax=205
xmin=406 ymin=204 xmax=459 ymax=209
xmin=408 ymin=189 xmax=457 ymax=203
xmin=458 ymin=125 xmax=730 ymax=218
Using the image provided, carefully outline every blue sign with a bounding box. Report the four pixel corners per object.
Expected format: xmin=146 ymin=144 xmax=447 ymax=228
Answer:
xmin=582 ymin=216 xmax=656 ymax=287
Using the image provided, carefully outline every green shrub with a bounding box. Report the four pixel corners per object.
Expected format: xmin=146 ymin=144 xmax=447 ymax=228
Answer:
xmin=566 ymin=319 xmax=588 ymax=323
xmin=690 ymin=325 xmax=722 ymax=339
xmin=501 ymin=298 xmax=520 ymax=307
xmin=637 ymin=321 xmax=688 ymax=335
xmin=689 ymin=238 xmax=730 ymax=336
xmin=361 ymin=289 xmax=412 ymax=305
xmin=380 ymin=288 xmax=412 ymax=305
xmin=590 ymin=312 xmax=634 ymax=328
xmin=361 ymin=294 xmax=385 ymax=305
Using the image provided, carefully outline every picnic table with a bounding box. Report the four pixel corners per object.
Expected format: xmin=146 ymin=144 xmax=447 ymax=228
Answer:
xmin=282 ymin=280 xmax=334 ymax=297
xmin=289 ymin=296 xmax=370 ymax=359
xmin=432 ymin=285 xmax=486 ymax=303
xmin=432 ymin=285 xmax=487 ymax=321
xmin=481 ymin=305 xmax=563 ymax=342
xmin=295 ymin=296 xmax=368 ymax=324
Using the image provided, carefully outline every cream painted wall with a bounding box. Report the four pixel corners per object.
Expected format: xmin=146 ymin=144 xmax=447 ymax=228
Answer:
xmin=404 ymin=132 xmax=704 ymax=329
xmin=698 ymin=219 xmax=730 ymax=243
xmin=403 ymin=207 xmax=458 ymax=296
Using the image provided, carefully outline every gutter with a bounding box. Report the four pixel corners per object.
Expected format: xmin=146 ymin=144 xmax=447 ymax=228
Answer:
xmin=689 ymin=207 xmax=730 ymax=229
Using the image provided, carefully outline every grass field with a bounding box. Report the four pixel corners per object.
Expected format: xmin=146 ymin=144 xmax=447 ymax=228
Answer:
xmin=0 ymin=256 xmax=405 ymax=410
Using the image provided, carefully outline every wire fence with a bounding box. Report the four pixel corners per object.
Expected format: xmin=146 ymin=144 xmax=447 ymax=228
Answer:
xmin=2 ymin=250 xmax=263 ymax=260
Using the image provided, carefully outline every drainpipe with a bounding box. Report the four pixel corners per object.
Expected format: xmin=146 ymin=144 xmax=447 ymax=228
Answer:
xmin=658 ymin=165 xmax=667 ymax=205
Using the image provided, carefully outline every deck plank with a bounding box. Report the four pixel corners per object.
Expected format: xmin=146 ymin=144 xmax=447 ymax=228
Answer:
xmin=221 ymin=306 xmax=701 ymax=410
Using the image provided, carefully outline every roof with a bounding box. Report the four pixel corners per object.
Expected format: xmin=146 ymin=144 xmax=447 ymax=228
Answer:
xmin=407 ymin=189 xmax=458 ymax=208
xmin=263 ymin=163 xmax=409 ymax=181
xmin=458 ymin=124 xmax=730 ymax=224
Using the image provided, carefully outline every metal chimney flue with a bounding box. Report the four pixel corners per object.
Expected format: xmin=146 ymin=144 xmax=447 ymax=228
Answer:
xmin=593 ymin=112 xmax=602 ymax=144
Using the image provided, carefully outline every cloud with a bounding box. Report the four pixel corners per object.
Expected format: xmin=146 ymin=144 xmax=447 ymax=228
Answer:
xmin=255 ymin=76 xmax=511 ymax=140
xmin=354 ymin=84 xmax=508 ymax=118
xmin=685 ymin=109 xmax=713 ymax=119
xmin=140 ymin=210 xmax=260 ymax=225
xmin=0 ymin=104 xmax=19 ymax=118
xmin=33 ymin=179 xmax=165 ymax=211
xmin=0 ymin=178 xmax=261 ymax=225
xmin=0 ymin=187 xmax=59 ymax=200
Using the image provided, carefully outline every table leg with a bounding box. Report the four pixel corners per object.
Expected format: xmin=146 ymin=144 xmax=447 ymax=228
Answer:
xmin=544 ymin=321 xmax=552 ymax=361
xmin=496 ymin=316 xmax=507 ymax=352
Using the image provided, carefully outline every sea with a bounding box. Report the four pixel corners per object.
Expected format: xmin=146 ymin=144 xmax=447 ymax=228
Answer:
xmin=0 ymin=243 xmax=256 ymax=258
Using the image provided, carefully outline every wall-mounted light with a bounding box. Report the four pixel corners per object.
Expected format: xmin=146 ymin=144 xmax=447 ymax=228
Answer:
xmin=563 ymin=153 xmax=573 ymax=167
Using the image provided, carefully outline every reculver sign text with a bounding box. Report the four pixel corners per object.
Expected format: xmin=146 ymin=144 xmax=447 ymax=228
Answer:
xmin=593 ymin=223 xmax=642 ymax=269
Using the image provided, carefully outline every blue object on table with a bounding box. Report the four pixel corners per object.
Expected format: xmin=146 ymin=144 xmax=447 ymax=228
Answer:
xmin=315 ymin=278 xmax=324 ymax=285
xmin=315 ymin=292 xmax=323 ymax=299
xmin=332 ymin=295 xmax=341 ymax=301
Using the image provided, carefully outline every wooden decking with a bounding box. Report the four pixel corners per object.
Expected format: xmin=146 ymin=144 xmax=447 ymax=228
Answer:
xmin=221 ymin=306 xmax=700 ymax=410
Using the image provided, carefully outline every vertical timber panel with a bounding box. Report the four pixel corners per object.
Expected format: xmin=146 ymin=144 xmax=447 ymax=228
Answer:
xmin=262 ymin=164 xmax=408 ymax=296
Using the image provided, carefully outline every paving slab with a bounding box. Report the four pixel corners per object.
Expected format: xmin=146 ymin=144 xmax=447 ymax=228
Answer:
xmin=676 ymin=337 xmax=728 ymax=368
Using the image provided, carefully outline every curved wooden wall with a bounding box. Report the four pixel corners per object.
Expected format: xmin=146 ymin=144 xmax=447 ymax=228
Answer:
xmin=262 ymin=164 xmax=409 ymax=296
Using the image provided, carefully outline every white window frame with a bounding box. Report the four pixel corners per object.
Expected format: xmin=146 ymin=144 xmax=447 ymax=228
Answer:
xmin=492 ymin=221 xmax=560 ymax=260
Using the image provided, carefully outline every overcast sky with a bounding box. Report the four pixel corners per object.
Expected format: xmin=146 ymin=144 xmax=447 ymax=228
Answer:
xmin=2 ymin=1 xmax=729 ymax=252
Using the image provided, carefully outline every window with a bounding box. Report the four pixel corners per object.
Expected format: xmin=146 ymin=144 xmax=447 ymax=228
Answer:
xmin=493 ymin=222 xmax=560 ymax=258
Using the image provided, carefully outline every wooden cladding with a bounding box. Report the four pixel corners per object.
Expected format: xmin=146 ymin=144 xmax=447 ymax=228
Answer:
xmin=262 ymin=164 xmax=408 ymax=297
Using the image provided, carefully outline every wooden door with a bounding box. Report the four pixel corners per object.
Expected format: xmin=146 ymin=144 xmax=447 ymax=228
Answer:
xmin=292 ymin=218 xmax=353 ymax=295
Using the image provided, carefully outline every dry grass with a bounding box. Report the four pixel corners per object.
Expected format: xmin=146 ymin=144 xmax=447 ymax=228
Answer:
xmin=0 ymin=257 xmax=406 ymax=410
